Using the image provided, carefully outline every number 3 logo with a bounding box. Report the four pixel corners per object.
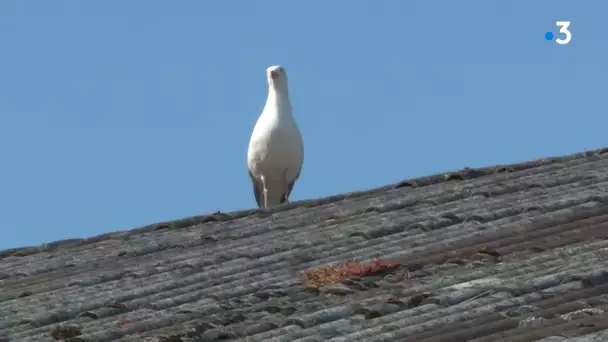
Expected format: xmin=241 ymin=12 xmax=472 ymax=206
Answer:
xmin=555 ymin=21 xmax=572 ymax=45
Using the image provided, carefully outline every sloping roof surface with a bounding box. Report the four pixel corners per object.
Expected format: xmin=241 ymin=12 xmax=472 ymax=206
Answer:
xmin=2 ymin=148 xmax=608 ymax=342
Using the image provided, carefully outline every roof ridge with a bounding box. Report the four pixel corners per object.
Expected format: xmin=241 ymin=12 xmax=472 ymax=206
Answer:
xmin=1 ymin=147 xmax=606 ymax=259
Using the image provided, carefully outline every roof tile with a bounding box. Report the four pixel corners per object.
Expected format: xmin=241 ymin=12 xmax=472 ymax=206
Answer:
xmin=2 ymin=148 xmax=608 ymax=341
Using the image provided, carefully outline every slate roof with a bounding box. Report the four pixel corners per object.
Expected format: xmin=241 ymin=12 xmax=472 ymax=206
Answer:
xmin=2 ymin=148 xmax=608 ymax=342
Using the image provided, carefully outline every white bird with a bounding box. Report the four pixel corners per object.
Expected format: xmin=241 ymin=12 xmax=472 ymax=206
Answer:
xmin=247 ymin=65 xmax=304 ymax=208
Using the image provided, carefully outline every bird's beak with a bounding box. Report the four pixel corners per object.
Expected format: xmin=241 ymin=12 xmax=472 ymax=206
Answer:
xmin=270 ymin=70 xmax=278 ymax=79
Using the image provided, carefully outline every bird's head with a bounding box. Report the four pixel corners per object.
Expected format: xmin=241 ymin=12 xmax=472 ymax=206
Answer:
xmin=266 ymin=65 xmax=288 ymax=88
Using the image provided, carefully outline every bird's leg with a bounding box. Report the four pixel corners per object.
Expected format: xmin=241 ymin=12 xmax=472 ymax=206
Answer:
xmin=260 ymin=175 xmax=269 ymax=208
xmin=282 ymin=168 xmax=289 ymax=204
xmin=259 ymin=174 xmax=275 ymax=228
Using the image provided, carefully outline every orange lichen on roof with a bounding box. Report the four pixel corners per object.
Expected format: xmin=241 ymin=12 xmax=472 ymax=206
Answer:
xmin=300 ymin=258 xmax=401 ymax=288
xmin=116 ymin=319 xmax=133 ymax=327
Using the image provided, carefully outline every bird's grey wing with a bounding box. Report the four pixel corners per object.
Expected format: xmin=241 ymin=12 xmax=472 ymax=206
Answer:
xmin=248 ymin=171 xmax=264 ymax=208
xmin=280 ymin=171 xmax=300 ymax=204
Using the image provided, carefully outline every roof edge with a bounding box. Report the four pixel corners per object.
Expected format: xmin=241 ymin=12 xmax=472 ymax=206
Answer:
xmin=2 ymin=147 xmax=607 ymax=259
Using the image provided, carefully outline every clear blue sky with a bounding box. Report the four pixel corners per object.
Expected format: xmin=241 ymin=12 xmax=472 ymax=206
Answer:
xmin=0 ymin=1 xmax=605 ymax=250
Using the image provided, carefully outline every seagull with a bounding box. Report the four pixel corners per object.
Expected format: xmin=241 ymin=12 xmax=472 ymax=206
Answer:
xmin=247 ymin=65 xmax=304 ymax=208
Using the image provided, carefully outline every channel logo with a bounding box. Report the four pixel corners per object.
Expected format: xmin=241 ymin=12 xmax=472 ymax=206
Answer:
xmin=545 ymin=21 xmax=572 ymax=45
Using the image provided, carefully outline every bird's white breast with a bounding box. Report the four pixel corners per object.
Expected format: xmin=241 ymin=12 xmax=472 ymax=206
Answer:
xmin=247 ymin=108 xmax=303 ymax=183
